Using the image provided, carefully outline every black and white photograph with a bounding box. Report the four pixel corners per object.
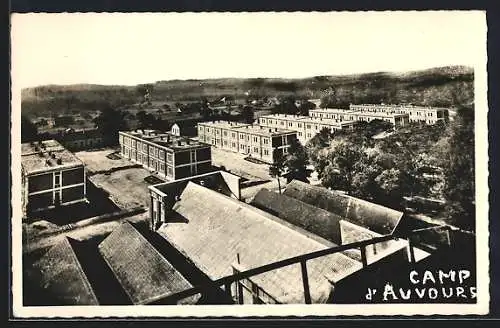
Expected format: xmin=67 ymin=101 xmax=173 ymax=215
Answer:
xmin=10 ymin=11 xmax=489 ymax=317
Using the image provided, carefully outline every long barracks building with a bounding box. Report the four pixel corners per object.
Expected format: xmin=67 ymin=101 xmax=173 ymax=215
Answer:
xmin=21 ymin=140 xmax=87 ymax=216
xmin=309 ymin=108 xmax=410 ymax=129
xmin=197 ymin=121 xmax=297 ymax=164
xmin=349 ymin=104 xmax=449 ymax=125
xmin=257 ymin=114 xmax=358 ymax=144
xmin=119 ymin=129 xmax=212 ymax=181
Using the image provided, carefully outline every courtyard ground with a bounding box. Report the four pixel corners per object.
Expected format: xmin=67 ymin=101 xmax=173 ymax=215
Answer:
xmin=74 ymin=148 xmax=133 ymax=173
xmin=89 ymin=167 xmax=157 ymax=209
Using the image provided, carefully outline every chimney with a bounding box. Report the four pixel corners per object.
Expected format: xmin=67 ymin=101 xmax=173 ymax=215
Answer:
xmin=56 ymin=158 xmax=62 ymax=165
xmin=177 ymin=140 xmax=182 ymax=146
xmin=51 ymin=153 xmax=56 ymax=159
xmin=275 ymin=128 xmax=278 ymax=132
xmin=186 ymin=139 xmax=190 ymax=145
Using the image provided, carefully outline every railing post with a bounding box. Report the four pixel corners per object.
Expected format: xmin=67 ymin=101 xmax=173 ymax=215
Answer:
xmin=300 ymin=260 xmax=312 ymax=304
xmin=360 ymin=245 xmax=368 ymax=267
xmin=407 ymin=237 xmax=416 ymax=264
xmin=232 ymin=265 xmax=244 ymax=304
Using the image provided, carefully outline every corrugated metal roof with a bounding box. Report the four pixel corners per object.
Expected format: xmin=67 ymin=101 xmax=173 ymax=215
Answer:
xmin=32 ymin=237 xmax=99 ymax=305
xmin=250 ymin=188 xmax=343 ymax=245
xmin=98 ymin=222 xmax=200 ymax=305
xmin=283 ymin=180 xmax=404 ymax=235
xmin=159 ymin=182 xmax=363 ymax=304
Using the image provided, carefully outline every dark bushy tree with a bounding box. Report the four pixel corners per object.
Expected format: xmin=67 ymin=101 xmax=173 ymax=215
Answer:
xmin=319 ymin=141 xmax=364 ymax=194
xmin=269 ymin=149 xmax=286 ymax=194
xmin=21 ymin=115 xmax=38 ymax=143
xmin=283 ymin=137 xmax=310 ymax=183
xmin=441 ymin=106 xmax=475 ymax=230
xmin=241 ymin=105 xmax=255 ymax=124
xmin=298 ymin=101 xmax=316 ymax=116
xmin=93 ymin=107 xmax=128 ymax=144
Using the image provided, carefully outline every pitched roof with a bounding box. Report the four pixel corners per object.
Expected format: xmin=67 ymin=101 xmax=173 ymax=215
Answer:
xmin=32 ymin=237 xmax=99 ymax=305
xmin=159 ymin=182 xmax=363 ymax=304
xmin=250 ymin=188 xmax=343 ymax=244
xmin=98 ymin=222 xmax=200 ymax=305
xmin=283 ymin=180 xmax=404 ymax=235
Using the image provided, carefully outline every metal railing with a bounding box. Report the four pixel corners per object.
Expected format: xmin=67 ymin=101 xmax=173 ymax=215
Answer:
xmin=166 ymin=225 xmax=463 ymax=304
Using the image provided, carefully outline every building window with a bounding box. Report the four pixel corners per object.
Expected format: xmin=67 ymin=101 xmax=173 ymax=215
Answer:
xmin=232 ymin=142 xmax=236 ymax=148
xmin=253 ymin=137 xmax=258 ymax=142
xmin=232 ymin=133 xmax=236 ymax=138
xmin=240 ymin=134 xmax=244 ymax=139
xmin=254 ymin=147 xmax=259 ymax=153
xmin=298 ymin=132 xmax=302 ymax=136
xmin=263 ymin=138 xmax=269 ymax=144
xmin=216 ymin=130 xmax=220 ymax=135
xmin=264 ymin=149 xmax=269 ymax=155
xmin=207 ymin=128 xmax=210 ymax=132
xmin=297 ymin=123 xmax=302 ymax=128
xmin=306 ymin=124 xmax=311 ymax=129
xmin=281 ymin=121 xmax=284 ymax=125
xmin=223 ymin=140 xmax=227 ymax=145
xmin=223 ymin=131 xmax=228 ymax=136
xmin=288 ymin=122 xmax=292 ymax=127
xmin=240 ymin=144 xmax=245 ymax=149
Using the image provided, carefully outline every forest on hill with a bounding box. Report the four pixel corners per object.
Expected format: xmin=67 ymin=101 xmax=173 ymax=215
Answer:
xmin=21 ymin=65 xmax=473 ymax=118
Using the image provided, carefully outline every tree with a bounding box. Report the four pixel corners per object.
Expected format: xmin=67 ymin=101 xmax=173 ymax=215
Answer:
xmin=298 ymin=101 xmax=316 ymax=116
xmin=272 ymin=95 xmax=298 ymax=115
xmin=284 ymin=137 xmax=310 ymax=183
xmin=241 ymin=105 xmax=255 ymax=124
xmin=441 ymin=106 xmax=475 ymax=230
xmin=363 ymin=119 xmax=394 ymax=138
xmin=93 ymin=107 xmax=128 ymax=144
xmin=269 ymin=149 xmax=286 ymax=194
xmin=21 ymin=115 xmax=38 ymax=143
xmin=319 ymin=141 xmax=364 ymax=194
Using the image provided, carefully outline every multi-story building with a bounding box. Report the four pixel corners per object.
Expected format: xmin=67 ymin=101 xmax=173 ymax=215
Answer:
xmin=119 ymin=129 xmax=212 ymax=181
xmin=257 ymin=114 xmax=358 ymax=144
xmin=309 ymin=108 xmax=410 ymax=129
xmin=349 ymin=104 xmax=450 ymax=125
xmin=309 ymin=108 xmax=355 ymax=121
xmin=21 ymin=139 xmax=87 ymax=216
xmin=197 ymin=121 xmax=297 ymax=164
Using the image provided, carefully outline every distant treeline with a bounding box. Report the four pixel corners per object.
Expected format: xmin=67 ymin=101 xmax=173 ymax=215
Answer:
xmin=21 ymin=65 xmax=474 ymax=117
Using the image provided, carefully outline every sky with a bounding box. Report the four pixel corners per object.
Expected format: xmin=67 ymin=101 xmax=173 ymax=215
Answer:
xmin=11 ymin=11 xmax=486 ymax=88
